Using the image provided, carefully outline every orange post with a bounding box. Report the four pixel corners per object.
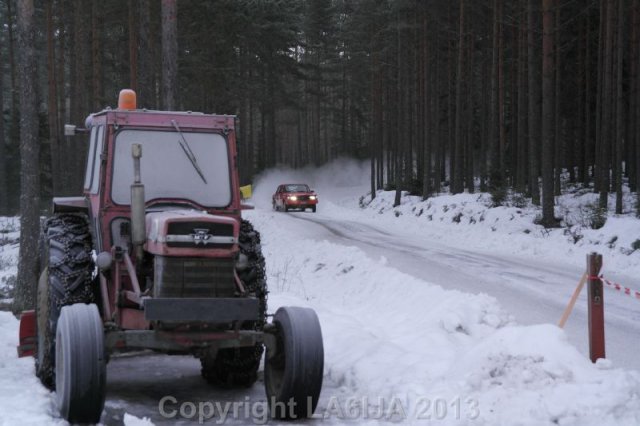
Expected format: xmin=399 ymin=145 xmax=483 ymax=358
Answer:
xmin=587 ymin=252 xmax=605 ymax=362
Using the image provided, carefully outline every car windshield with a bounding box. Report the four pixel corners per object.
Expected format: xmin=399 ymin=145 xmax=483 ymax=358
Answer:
xmin=285 ymin=184 xmax=310 ymax=192
xmin=111 ymin=129 xmax=231 ymax=207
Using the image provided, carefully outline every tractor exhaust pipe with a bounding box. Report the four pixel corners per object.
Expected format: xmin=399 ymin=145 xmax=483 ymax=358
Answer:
xmin=131 ymin=144 xmax=146 ymax=259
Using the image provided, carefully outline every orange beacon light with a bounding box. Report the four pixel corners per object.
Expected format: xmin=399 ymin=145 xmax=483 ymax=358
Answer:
xmin=118 ymin=89 xmax=137 ymax=110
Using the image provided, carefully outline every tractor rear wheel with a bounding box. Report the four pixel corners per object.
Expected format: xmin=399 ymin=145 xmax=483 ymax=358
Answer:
xmin=264 ymin=306 xmax=324 ymax=419
xmin=35 ymin=268 xmax=54 ymax=388
xmin=200 ymin=219 xmax=267 ymax=387
xmin=35 ymin=213 xmax=96 ymax=390
xmin=55 ymin=303 xmax=106 ymax=423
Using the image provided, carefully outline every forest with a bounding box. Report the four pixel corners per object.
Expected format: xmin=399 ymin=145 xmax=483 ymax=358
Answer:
xmin=1 ymin=0 xmax=639 ymax=229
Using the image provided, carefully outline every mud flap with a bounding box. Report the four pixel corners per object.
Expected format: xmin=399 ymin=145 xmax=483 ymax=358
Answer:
xmin=17 ymin=310 xmax=36 ymax=357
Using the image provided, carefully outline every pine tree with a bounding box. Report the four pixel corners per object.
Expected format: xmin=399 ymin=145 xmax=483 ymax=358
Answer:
xmin=14 ymin=0 xmax=40 ymax=313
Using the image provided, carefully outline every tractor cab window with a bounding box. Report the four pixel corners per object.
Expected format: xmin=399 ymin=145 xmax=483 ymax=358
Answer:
xmin=83 ymin=126 xmax=99 ymax=190
xmin=90 ymin=126 xmax=104 ymax=194
xmin=84 ymin=125 xmax=105 ymax=193
xmin=111 ymin=129 xmax=231 ymax=207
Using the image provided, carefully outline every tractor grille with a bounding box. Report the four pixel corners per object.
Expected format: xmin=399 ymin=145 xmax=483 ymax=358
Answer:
xmin=154 ymin=256 xmax=236 ymax=298
xmin=166 ymin=221 xmax=235 ymax=249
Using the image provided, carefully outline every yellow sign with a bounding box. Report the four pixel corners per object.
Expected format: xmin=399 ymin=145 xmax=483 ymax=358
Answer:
xmin=240 ymin=185 xmax=252 ymax=199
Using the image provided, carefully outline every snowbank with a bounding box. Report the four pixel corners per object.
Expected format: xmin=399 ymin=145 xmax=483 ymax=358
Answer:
xmin=0 ymin=217 xmax=19 ymax=303
xmin=244 ymin=208 xmax=640 ymax=425
xmin=0 ymin=312 xmax=64 ymax=426
xmin=325 ymin=189 xmax=640 ymax=280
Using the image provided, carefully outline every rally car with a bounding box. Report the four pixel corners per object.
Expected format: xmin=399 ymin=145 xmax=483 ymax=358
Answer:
xmin=272 ymin=184 xmax=318 ymax=212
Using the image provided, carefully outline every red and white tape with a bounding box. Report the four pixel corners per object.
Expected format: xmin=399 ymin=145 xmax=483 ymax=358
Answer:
xmin=599 ymin=276 xmax=640 ymax=301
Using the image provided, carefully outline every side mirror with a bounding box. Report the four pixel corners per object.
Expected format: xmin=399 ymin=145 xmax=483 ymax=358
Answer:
xmin=64 ymin=124 xmax=89 ymax=136
xmin=64 ymin=124 xmax=77 ymax=136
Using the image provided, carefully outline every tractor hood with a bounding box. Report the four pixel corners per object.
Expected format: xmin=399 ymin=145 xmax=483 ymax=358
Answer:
xmin=145 ymin=210 xmax=239 ymax=257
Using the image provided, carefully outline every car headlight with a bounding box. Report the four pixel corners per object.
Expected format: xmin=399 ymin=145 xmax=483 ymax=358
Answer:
xmin=309 ymin=195 xmax=317 ymax=200
xmin=288 ymin=196 xmax=297 ymax=201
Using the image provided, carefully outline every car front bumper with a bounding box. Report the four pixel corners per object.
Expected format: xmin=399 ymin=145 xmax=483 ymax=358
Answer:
xmin=285 ymin=199 xmax=318 ymax=208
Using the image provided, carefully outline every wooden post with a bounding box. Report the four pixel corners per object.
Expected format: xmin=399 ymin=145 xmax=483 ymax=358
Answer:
xmin=558 ymin=273 xmax=587 ymax=328
xmin=587 ymin=252 xmax=605 ymax=362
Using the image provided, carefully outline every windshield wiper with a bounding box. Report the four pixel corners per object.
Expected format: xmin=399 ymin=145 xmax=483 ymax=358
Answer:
xmin=171 ymin=119 xmax=208 ymax=184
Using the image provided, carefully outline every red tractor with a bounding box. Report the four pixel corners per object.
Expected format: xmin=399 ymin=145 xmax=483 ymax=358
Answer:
xmin=16 ymin=90 xmax=324 ymax=423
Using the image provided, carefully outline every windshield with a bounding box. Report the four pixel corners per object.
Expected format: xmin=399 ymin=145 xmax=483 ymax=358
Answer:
xmin=284 ymin=184 xmax=310 ymax=192
xmin=112 ymin=129 xmax=231 ymax=207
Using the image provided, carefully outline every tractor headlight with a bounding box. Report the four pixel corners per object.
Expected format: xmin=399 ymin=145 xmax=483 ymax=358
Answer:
xmin=288 ymin=196 xmax=298 ymax=201
xmin=309 ymin=195 xmax=317 ymax=200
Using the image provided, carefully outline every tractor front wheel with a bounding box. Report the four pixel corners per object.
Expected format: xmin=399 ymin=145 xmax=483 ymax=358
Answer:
xmin=55 ymin=303 xmax=106 ymax=424
xmin=264 ymin=306 xmax=324 ymax=419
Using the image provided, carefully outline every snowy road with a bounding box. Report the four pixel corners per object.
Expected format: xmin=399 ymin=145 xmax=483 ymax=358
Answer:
xmin=285 ymin=211 xmax=640 ymax=371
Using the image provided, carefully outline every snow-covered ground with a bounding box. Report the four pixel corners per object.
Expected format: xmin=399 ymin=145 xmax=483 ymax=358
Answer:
xmin=0 ymin=159 xmax=639 ymax=424
xmin=245 ymin=208 xmax=640 ymax=425
xmin=0 ymin=217 xmax=19 ymax=307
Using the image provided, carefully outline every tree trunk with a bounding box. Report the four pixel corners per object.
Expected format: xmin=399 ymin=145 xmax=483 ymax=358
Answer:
xmin=629 ymin=0 xmax=638 ymax=193
xmin=394 ymin=14 xmax=403 ymax=207
xmin=129 ymin=0 xmax=138 ymax=92
xmin=60 ymin=0 xmax=73 ymax=194
xmin=46 ymin=0 xmax=60 ymax=197
xmin=161 ymin=0 xmax=178 ymax=110
xmin=452 ymin=0 xmax=465 ymax=194
xmin=528 ymin=0 xmax=541 ymax=204
xmin=14 ymin=0 xmax=40 ymax=313
xmin=72 ymin=0 xmax=90 ymax=189
xmin=516 ymin=0 xmax=528 ymax=193
xmin=578 ymin=15 xmax=587 ymax=184
xmin=489 ymin=0 xmax=500 ymax=189
xmin=421 ymin=9 xmax=431 ymax=199
xmin=6 ymin=0 xmax=20 ymax=211
xmin=635 ymin=0 xmax=640 ymax=215
xmin=599 ymin=0 xmax=615 ymax=210
xmin=583 ymin=12 xmax=592 ymax=185
xmin=615 ymin=0 xmax=624 ymax=214
xmin=0 ymin=36 xmax=7 ymax=215
xmin=480 ymin=34 xmax=489 ymax=192
xmin=497 ymin=1 xmax=506 ymax=182
xmin=465 ymin=33 xmax=474 ymax=194
xmin=91 ymin=0 xmax=103 ymax=110
xmin=553 ymin=3 xmax=561 ymax=195
xmin=7 ymin=0 xmax=19 ymax=133
xmin=541 ymin=0 xmax=555 ymax=226
xmin=433 ymin=32 xmax=442 ymax=192
xmin=138 ymin=0 xmax=154 ymax=108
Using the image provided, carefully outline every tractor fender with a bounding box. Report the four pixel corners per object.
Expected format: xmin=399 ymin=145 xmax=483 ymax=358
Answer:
xmin=52 ymin=197 xmax=89 ymax=214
